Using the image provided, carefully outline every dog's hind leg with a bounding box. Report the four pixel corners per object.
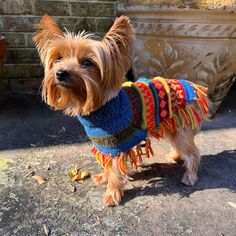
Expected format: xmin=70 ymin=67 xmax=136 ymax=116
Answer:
xmin=167 ymin=125 xmax=201 ymax=186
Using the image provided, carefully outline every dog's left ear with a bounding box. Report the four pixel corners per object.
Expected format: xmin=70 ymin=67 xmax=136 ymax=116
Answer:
xmin=102 ymin=16 xmax=135 ymax=72
xmin=33 ymin=15 xmax=64 ymax=64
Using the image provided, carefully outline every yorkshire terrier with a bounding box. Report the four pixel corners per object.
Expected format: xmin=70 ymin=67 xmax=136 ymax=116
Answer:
xmin=34 ymin=15 xmax=209 ymax=206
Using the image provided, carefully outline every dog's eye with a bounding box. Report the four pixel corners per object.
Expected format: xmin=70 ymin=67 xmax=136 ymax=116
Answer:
xmin=56 ymin=57 xmax=63 ymax=62
xmin=80 ymin=59 xmax=93 ymax=67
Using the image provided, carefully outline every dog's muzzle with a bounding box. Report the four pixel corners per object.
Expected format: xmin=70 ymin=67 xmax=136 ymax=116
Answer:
xmin=56 ymin=70 xmax=70 ymax=82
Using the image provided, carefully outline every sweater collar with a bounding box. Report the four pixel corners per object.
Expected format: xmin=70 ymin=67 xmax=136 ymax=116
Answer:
xmin=77 ymin=90 xmax=127 ymax=127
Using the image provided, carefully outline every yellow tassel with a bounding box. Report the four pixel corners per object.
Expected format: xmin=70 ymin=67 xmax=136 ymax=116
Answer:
xmin=186 ymin=105 xmax=195 ymax=129
xmin=196 ymin=99 xmax=208 ymax=118
xmin=179 ymin=108 xmax=190 ymax=127
xmin=195 ymin=90 xmax=209 ymax=115
xmin=172 ymin=113 xmax=181 ymax=131
xmin=104 ymin=156 xmax=112 ymax=169
xmin=118 ymin=154 xmax=128 ymax=174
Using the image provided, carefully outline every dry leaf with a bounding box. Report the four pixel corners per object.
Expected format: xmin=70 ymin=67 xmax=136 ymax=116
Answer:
xmin=73 ymin=170 xmax=90 ymax=181
xmin=67 ymin=166 xmax=78 ymax=179
xmin=73 ymin=173 xmax=82 ymax=181
xmin=31 ymin=175 xmax=47 ymax=184
xmin=80 ymin=170 xmax=90 ymax=179
xmin=67 ymin=167 xmax=90 ymax=181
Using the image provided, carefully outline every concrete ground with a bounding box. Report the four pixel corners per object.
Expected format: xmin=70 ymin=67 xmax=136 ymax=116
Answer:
xmin=0 ymin=88 xmax=236 ymax=236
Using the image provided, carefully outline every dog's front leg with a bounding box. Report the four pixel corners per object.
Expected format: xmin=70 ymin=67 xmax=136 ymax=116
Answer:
xmin=103 ymin=158 xmax=125 ymax=206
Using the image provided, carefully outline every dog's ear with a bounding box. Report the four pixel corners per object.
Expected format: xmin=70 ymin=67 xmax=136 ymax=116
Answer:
xmin=33 ymin=15 xmax=64 ymax=63
xmin=102 ymin=16 xmax=135 ymax=72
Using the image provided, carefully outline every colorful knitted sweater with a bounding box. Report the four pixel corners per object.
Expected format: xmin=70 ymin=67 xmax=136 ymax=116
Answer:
xmin=77 ymin=77 xmax=208 ymax=174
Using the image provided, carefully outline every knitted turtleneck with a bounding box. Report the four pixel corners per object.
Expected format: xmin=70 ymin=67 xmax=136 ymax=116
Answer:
xmin=77 ymin=77 xmax=208 ymax=174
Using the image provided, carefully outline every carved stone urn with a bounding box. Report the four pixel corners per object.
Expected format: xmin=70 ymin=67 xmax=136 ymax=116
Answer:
xmin=118 ymin=1 xmax=236 ymax=112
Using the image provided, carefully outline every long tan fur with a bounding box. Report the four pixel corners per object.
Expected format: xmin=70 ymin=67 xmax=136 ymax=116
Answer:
xmin=34 ymin=15 xmax=208 ymax=207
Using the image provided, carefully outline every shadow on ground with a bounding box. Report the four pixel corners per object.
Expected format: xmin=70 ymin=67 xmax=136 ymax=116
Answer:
xmin=124 ymin=149 xmax=236 ymax=204
xmin=0 ymin=94 xmax=88 ymax=151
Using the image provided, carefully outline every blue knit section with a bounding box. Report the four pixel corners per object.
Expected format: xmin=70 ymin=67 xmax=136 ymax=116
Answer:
xmin=179 ymin=80 xmax=196 ymax=103
xmin=78 ymin=90 xmax=132 ymax=137
xmin=94 ymin=130 xmax=148 ymax=156
xmin=138 ymin=77 xmax=160 ymax=127
xmin=77 ymin=89 xmax=148 ymax=155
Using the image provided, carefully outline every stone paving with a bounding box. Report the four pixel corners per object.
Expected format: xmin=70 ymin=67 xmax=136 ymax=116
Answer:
xmin=0 ymin=90 xmax=236 ymax=236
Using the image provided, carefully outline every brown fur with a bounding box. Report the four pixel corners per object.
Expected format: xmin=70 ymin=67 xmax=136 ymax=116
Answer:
xmin=33 ymin=15 xmax=135 ymax=116
xmin=34 ymin=15 xmax=207 ymax=207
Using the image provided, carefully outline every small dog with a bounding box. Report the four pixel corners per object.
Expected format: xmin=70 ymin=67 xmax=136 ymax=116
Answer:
xmin=34 ymin=15 xmax=209 ymax=206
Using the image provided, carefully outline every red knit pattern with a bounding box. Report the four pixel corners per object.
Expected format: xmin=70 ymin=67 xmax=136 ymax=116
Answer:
xmin=167 ymin=79 xmax=186 ymax=112
xmin=135 ymin=81 xmax=156 ymax=129
xmin=151 ymin=79 xmax=169 ymax=121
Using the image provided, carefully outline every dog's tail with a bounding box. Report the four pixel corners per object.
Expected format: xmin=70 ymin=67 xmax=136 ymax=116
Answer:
xmin=206 ymin=97 xmax=216 ymax=121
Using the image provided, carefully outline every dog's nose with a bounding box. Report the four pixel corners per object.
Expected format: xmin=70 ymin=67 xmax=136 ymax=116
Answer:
xmin=56 ymin=70 xmax=70 ymax=81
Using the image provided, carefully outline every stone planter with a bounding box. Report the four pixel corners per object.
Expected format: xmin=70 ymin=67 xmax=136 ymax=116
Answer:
xmin=118 ymin=2 xmax=236 ymax=112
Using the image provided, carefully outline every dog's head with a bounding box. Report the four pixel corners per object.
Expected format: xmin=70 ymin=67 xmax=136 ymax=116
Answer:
xmin=33 ymin=15 xmax=135 ymax=116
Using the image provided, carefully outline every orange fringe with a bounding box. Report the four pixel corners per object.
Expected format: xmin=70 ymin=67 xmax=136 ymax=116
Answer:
xmin=92 ymin=137 xmax=154 ymax=175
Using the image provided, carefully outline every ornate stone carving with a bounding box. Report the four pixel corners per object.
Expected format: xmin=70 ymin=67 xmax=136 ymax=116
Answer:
xmin=197 ymin=49 xmax=236 ymax=107
xmin=118 ymin=4 xmax=236 ymax=112
xmin=134 ymin=43 xmax=186 ymax=80
xmin=133 ymin=22 xmax=236 ymax=38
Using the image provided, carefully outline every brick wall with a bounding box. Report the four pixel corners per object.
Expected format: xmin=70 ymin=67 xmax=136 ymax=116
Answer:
xmin=0 ymin=0 xmax=117 ymax=93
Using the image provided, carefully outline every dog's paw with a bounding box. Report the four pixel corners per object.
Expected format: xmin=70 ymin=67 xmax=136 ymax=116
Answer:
xmin=103 ymin=190 xmax=124 ymax=207
xmin=93 ymin=173 xmax=107 ymax=185
xmin=181 ymin=171 xmax=199 ymax=186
